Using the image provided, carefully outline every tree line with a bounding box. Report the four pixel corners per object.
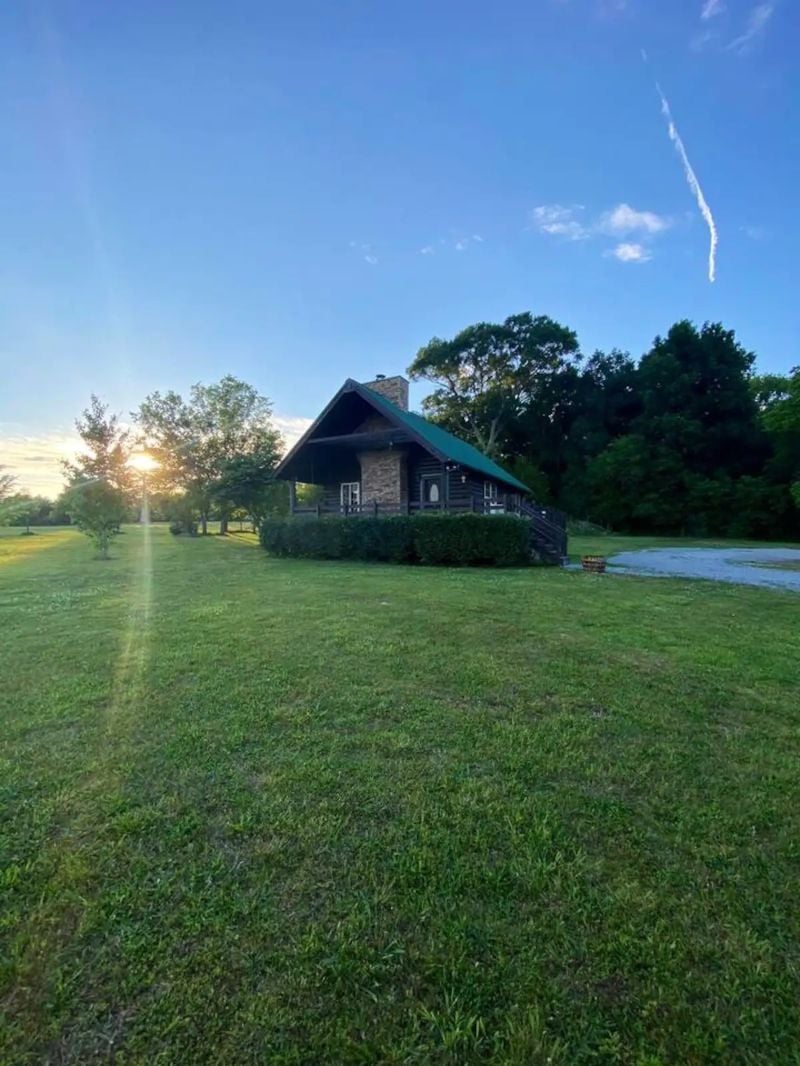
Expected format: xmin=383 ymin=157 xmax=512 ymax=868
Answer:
xmin=409 ymin=314 xmax=799 ymax=537
xmin=1 ymin=376 xmax=288 ymax=554
xmin=3 ymin=312 xmax=798 ymax=548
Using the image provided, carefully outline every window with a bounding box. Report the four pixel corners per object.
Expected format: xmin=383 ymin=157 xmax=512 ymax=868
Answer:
xmin=484 ymin=481 xmax=505 ymax=514
xmin=421 ymin=475 xmax=442 ymax=505
xmin=340 ymin=482 xmax=360 ymax=509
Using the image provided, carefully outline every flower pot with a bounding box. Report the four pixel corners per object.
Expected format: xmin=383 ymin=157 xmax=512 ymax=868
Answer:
xmin=581 ymin=555 xmax=607 ymax=574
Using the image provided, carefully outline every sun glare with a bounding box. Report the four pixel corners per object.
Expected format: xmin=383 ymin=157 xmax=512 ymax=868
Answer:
xmin=128 ymin=453 xmax=159 ymax=472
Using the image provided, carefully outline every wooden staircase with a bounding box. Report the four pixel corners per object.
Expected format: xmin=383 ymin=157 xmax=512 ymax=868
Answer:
xmin=519 ymin=501 xmax=569 ymax=565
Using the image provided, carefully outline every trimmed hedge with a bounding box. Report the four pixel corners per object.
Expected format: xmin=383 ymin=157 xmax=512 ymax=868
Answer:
xmin=259 ymin=514 xmax=531 ymax=567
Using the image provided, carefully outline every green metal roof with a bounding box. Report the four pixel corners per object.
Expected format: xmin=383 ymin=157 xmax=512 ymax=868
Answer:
xmin=360 ymin=384 xmax=530 ymax=494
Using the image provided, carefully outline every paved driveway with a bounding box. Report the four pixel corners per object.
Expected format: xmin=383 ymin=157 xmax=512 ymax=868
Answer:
xmin=607 ymin=547 xmax=800 ymax=591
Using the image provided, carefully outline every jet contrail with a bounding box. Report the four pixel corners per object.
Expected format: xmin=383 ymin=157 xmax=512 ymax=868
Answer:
xmin=656 ymin=82 xmax=718 ymax=282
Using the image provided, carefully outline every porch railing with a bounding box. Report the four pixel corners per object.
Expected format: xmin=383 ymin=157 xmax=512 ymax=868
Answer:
xmin=290 ymin=494 xmax=568 ymax=560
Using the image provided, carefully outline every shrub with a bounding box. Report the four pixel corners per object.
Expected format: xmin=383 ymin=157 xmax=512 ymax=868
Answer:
xmin=567 ymin=518 xmax=610 ymax=537
xmin=260 ymin=514 xmax=531 ymax=567
xmin=413 ymin=514 xmax=530 ymax=566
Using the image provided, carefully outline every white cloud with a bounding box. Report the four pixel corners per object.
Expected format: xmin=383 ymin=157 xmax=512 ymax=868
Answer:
xmin=727 ymin=2 xmax=774 ymax=52
xmin=0 ymin=430 xmax=82 ymax=497
xmin=701 ymin=0 xmax=725 ymax=19
xmin=418 ymin=234 xmax=482 ymax=255
xmin=455 ymin=234 xmax=485 ymax=250
xmin=690 ymin=28 xmax=718 ymax=50
xmin=533 ymin=201 xmax=672 ymax=263
xmin=608 ymin=242 xmax=652 ymax=263
xmin=274 ymin=414 xmax=313 ymax=451
xmin=531 ymin=204 xmax=590 ymax=241
xmin=350 ymin=240 xmax=378 ymax=264
xmin=598 ymin=202 xmax=671 ymax=236
xmin=741 ymin=224 xmax=767 ymax=240
xmin=596 ymin=0 xmax=628 ymax=15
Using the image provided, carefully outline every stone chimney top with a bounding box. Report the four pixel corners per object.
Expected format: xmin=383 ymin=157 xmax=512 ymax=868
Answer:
xmin=362 ymin=374 xmax=409 ymax=411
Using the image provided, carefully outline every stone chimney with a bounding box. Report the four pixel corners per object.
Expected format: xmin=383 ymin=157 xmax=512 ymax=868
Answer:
xmin=362 ymin=374 xmax=409 ymax=410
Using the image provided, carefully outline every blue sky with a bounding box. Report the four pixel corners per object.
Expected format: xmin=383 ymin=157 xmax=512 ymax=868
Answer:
xmin=1 ymin=0 xmax=797 ymax=494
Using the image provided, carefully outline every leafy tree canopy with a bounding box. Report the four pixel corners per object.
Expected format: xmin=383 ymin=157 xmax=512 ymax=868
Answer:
xmin=408 ymin=312 xmax=580 ymax=457
xmin=64 ymin=396 xmax=134 ymax=497
xmin=136 ymin=375 xmax=283 ymax=534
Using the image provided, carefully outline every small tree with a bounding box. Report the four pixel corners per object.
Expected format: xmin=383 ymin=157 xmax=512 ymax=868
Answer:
xmin=62 ymin=480 xmax=128 ymax=558
xmin=0 ymin=495 xmax=52 ymax=534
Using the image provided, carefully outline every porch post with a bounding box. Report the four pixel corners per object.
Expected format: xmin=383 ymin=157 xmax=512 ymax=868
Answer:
xmin=442 ymin=461 xmax=450 ymax=512
xmin=289 ymin=480 xmax=297 ymax=515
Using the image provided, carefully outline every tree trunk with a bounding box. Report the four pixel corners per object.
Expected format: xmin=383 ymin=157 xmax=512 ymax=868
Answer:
xmin=201 ymin=514 xmax=208 ymax=536
xmin=219 ymin=515 xmax=228 ymax=535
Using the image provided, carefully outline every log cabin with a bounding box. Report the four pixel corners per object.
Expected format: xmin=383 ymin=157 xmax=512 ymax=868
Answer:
xmin=274 ymin=374 xmax=567 ymax=561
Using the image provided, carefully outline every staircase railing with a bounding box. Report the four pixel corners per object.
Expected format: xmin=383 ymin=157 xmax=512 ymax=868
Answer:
xmin=518 ymin=500 xmax=568 ymax=560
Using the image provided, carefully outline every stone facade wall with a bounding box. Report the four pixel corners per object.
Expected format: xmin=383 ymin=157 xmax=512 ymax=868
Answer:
xmin=354 ymin=412 xmax=393 ymax=433
xmin=362 ymin=375 xmax=409 ymax=410
xmin=358 ymin=448 xmax=408 ymax=506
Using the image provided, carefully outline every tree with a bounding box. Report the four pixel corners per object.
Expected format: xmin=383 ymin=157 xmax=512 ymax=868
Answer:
xmin=64 ymin=396 xmax=134 ymax=498
xmin=213 ymin=454 xmax=287 ymax=532
xmin=583 ymin=322 xmax=782 ymax=534
xmin=137 ymin=375 xmax=283 ymax=535
xmin=634 ymin=321 xmax=764 ymax=479
xmin=760 ymin=367 xmax=800 ymax=518
xmin=61 ymin=480 xmax=128 ymax=558
xmin=0 ymin=467 xmax=17 ymax=502
xmin=503 ymin=348 xmax=641 ymax=513
xmin=762 ymin=367 xmax=800 ymax=438
xmin=588 ymin=435 xmax=688 ymax=533
xmin=408 ymin=312 xmax=580 ymax=458
xmin=0 ymin=495 xmax=53 ymax=534
xmin=750 ymin=373 xmax=791 ymax=413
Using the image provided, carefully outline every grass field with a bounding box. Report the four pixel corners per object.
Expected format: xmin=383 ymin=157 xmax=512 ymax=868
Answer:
xmin=2 ymin=524 xmax=799 ymax=1064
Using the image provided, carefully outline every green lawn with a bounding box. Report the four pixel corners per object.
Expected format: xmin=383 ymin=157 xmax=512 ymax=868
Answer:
xmin=1 ymin=525 xmax=799 ymax=1064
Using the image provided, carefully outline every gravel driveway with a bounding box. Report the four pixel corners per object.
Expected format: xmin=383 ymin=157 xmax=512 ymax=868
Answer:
xmin=606 ymin=547 xmax=800 ymax=591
